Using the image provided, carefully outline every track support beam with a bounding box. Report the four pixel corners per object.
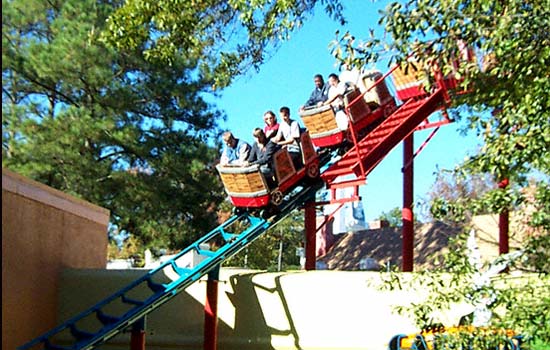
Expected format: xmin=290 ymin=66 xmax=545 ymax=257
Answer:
xmin=304 ymin=202 xmax=317 ymax=271
xmin=204 ymin=266 xmax=220 ymax=350
xmin=130 ymin=317 xmax=146 ymax=350
xmin=498 ymin=179 xmax=510 ymax=255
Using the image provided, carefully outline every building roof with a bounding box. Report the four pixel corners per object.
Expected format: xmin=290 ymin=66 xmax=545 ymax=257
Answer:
xmin=317 ymin=215 xmax=525 ymax=271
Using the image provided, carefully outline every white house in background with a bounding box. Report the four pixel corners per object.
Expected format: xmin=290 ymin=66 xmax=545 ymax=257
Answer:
xmin=107 ymin=243 xmax=210 ymax=270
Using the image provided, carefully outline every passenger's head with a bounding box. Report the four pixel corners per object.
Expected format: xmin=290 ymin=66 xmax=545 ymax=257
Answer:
xmin=313 ymin=74 xmax=324 ymax=88
xmin=263 ymin=110 xmax=277 ymax=126
xmin=252 ymin=128 xmax=267 ymax=144
xmin=222 ymin=131 xmax=236 ymax=148
xmin=328 ymin=73 xmax=339 ymax=87
xmin=279 ymin=106 xmax=290 ymax=123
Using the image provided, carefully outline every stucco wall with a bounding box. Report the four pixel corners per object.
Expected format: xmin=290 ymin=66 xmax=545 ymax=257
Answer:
xmin=2 ymin=168 xmax=110 ymax=350
xmin=57 ymin=268 xmax=424 ymax=350
xmin=57 ymin=268 xmax=529 ymax=350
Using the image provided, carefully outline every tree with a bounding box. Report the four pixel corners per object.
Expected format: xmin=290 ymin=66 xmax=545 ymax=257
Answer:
xmin=333 ymin=0 xmax=549 ymax=191
xmin=333 ymin=1 xmax=550 ymax=347
xmin=377 ymin=207 xmax=404 ymax=227
xmin=2 ymin=0 xmax=226 ymax=250
xmin=225 ymin=209 xmax=304 ymax=270
xmin=2 ymin=0 xmax=349 ymax=253
xmin=100 ymin=0 xmax=346 ymax=89
xmin=427 ymin=170 xmax=496 ymax=222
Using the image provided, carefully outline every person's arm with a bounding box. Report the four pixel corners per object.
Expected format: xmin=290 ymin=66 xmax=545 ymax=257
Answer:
xmin=290 ymin=121 xmax=301 ymax=140
xmin=276 ymin=136 xmax=294 ymax=146
xmin=304 ymin=89 xmax=318 ymax=107
xmin=272 ymin=128 xmax=284 ymax=143
xmin=324 ymin=86 xmax=338 ymax=105
xmin=220 ymin=148 xmax=230 ymax=165
xmin=325 ymin=84 xmax=346 ymax=106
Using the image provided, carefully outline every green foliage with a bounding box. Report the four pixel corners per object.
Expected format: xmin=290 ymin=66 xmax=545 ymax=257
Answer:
xmin=101 ymin=0 xmax=345 ymax=89
xmin=381 ymin=230 xmax=550 ymax=348
xmin=377 ymin=206 xmax=407 ymax=227
xmin=2 ymin=0 xmax=226 ymax=251
xmin=333 ymin=0 xmax=550 ymax=181
xmin=2 ymin=0 xmax=350 ymax=255
xmin=430 ymin=327 xmax=522 ymax=350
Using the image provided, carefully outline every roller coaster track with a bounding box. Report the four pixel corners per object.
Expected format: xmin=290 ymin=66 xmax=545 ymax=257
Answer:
xmin=19 ymin=74 xmax=450 ymax=350
xmin=321 ymin=87 xmax=447 ymax=189
xmin=18 ymin=178 xmax=326 ymax=350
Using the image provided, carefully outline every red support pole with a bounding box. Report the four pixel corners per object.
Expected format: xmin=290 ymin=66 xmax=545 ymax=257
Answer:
xmin=304 ymin=202 xmax=317 ymax=271
xmin=204 ymin=266 xmax=220 ymax=350
xmin=499 ymin=208 xmax=509 ymax=255
xmin=402 ymin=134 xmax=414 ymax=272
xmin=130 ymin=318 xmax=146 ymax=350
xmin=498 ymin=179 xmax=510 ymax=255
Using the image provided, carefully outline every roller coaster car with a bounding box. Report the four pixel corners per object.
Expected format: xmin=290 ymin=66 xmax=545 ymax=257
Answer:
xmin=392 ymin=46 xmax=475 ymax=102
xmin=216 ymin=131 xmax=319 ymax=213
xmin=299 ymin=82 xmax=396 ymax=149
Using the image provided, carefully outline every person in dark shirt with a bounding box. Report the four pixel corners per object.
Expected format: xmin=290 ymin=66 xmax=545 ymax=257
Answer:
xmin=244 ymin=128 xmax=281 ymax=188
xmin=300 ymin=74 xmax=329 ymax=110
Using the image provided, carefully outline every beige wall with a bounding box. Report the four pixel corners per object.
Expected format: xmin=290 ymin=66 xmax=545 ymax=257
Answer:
xmin=2 ymin=168 xmax=110 ymax=350
xmin=470 ymin=213 xmax=526 ymax=263
xmin=57 ymin=268 xmax=424 ymax=350
xmin=57 ymin=268 xmax=529 ymax=350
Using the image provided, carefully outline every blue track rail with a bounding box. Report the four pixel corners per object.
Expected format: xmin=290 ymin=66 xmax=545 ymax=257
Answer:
xmin=18 ymin=176 xmax=324 ymax=350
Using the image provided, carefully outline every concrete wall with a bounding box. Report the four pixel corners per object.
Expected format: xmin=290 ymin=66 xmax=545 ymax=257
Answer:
xmin=57 ymin=268 xmax=425 ymax=350
xmin=2 ymin=168 xmax=110 ymax=350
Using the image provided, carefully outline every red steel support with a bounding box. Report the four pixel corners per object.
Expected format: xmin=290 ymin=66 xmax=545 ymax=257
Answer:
xmin=304 ymin=202 xmax=317 ymax=271
xmin=402 ymin=134 xmax=414 ymax=272
xmin=130 ymin=318 xmax=146 ymax=350
xmin=402 ymin=126 xmax=440 ymax=172
xmin=498 ymin=179 xmax=510 ymax=255
xmin=204 ymin=266 xmax=220 ymax=350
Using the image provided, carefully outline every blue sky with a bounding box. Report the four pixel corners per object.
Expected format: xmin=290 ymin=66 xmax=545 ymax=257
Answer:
xmin=213 ymin=0 xmax=482 ymax=223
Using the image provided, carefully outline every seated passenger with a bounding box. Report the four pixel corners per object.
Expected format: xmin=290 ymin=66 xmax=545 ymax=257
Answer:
xmin=325 ymin=73 xmax=349 ymax=131
xmin=300 ymin=74 xmax=330 ymax=111
xmin=244 ymin=128 xmax=281 ymax=188
xmin=263 ymin=110 xmax=280 ymax=140
xmin=220 ymin=131 xmax=251 ymax=166
xmin=339 ymin=64 xmax=361 ymax=89
xmin=273 ymin=106 xmax=303 ymax=169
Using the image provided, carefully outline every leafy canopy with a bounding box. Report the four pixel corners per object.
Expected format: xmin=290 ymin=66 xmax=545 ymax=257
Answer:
xmin=2 ymin=0 xmax=347 ymax=252
xmin=334 ymin=0 xmax=549 ymax=182
xmin=2 ymin=0 xmax=227 ymax=250
xmin=101 ymin=0 xmax=345 ymax=89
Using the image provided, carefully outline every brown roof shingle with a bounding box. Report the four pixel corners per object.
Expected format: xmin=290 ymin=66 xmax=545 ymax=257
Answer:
xmin=318 ymin=221 xmax=463 ymax=270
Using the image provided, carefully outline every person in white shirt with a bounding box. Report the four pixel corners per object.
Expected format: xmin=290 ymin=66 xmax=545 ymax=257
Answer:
xmin=339 ymin=65 xmax=361 ymax=89
xmin=325 ymin=73 xmax=349 ymax=131
xmin=273 ymin=106 xmax=302 ymax=169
